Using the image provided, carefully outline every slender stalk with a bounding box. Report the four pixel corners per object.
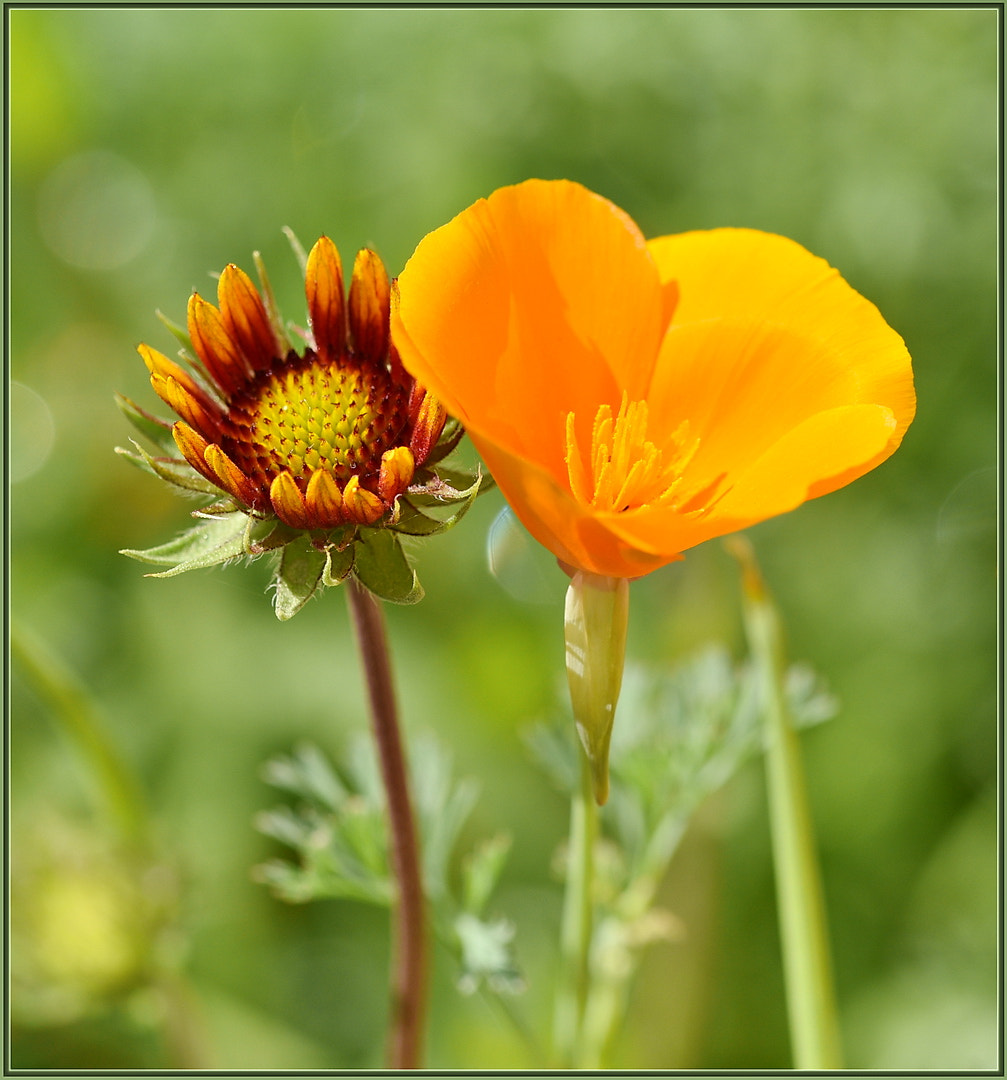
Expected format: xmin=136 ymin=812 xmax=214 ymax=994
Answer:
xmin=345 ymin=578 xmax=427 ymax=1070
xmin=11 ymin=624 xmax=147 ymax=844
xmin=554 ymin=749 xmax=597 ymax=1068
xmin=12 ymin=625 xmax=211 ymax=1068
xmin=729 ymin=537 xmax=843 ymax=1069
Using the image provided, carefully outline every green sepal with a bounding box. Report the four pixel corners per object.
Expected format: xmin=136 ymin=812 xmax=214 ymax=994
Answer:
xmin=116 ymin=439 xmax=220 ymax=496
xmin=282 ymin=225 xmax=309 ymax=276
xmin=121 ymin=512 xmax=250 ymax=577
xmin=392 ymin=473 xmax=482 ymax=536
xmin=253 ymin=249 xmax=293 ymax=356
xmin=191 ymin=500 xmax=242 ymax=518
xmin=273 ymin=536 xmax=327 ymax=621
xmin=114 ymin=393 xmax=177 ymax=455
xmin=406 ymin=467 xmax=491 ymax=510
xmin=322 ymin=536 xmax=356 ymax=586
xmin=421 ymin=419 xmax=465 ymax=467
xmin=246 ymin=519 xmax=301 ymax=554
xmin=353 ymin=527 xmax=423 ymax=604
xmin=155 ymin=308 xmax=195 ymax=356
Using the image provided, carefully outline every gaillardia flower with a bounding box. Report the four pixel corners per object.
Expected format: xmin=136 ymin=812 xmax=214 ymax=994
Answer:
xmin=390 ymin=179 xmax=915 ymax=799
xmin=119 ymin=235 xmax=484 ymax=616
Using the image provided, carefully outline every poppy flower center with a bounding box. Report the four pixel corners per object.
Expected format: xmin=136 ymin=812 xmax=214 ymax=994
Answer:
xmin=565 ymin=394 xmax=699 ymax=513
xmin=220 ymin=351 xmax=410 ymax=488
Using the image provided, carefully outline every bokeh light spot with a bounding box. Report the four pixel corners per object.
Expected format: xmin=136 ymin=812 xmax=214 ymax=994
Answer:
xmin=487 ymin=505 xmax=564 ymax=604
xmin=10 ymin=381 xmax=56 ymax=483
xmin=38 ymin=150 xmax=156 ymax=271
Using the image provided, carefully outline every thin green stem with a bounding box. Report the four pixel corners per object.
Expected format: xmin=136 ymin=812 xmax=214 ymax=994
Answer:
xmin=554 ymin=749 xmax=597 ymax=1068
xmin=346 ymin=579 xmax=427 ymax=1070
xmin=479 ymin=984 xmax=548 ymax=1066
xmin=11 ymin=624 xmax=147 ymax=844
xmin=12 ymin=624 xmax=213 ymax=1068
xmin=729 ymin=537 xmax=843 ymax=1069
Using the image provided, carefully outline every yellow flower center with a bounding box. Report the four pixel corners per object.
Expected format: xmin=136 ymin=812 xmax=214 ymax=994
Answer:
xmin=565 ymin=394 xmax=699 ymax=513
xmin=221 ymin=351 xmax=409 ymax=488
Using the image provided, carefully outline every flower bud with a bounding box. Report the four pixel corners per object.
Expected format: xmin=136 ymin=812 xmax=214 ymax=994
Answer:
xmin=563 ymin=571 xmax=629 ymax=805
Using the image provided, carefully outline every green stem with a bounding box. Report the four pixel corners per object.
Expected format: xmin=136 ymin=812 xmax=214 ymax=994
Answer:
xmin=554 ymin=748 xmax=597 ymax=1068
xmin=729 ymin=537 xmax=843 ymax=1069
xmin=346 ymin=579 xmax=427 ymax=1070
xmin=11 ymin=624 xmax=147 ymax=844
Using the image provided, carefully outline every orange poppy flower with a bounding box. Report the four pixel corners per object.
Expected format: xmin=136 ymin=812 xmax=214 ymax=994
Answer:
xmin=391 ymin=179 xmax=916 ymax=580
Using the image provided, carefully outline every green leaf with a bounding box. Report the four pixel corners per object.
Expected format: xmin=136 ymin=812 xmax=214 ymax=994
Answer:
xmin=423 ymin=776 xmax=480 ymax=901
xmin=116 ymin=439 xmax=220 ymax=496
xmin=261 ymin=743 xmax=348 ymax=812
xmin=121 ymin=512 xmax=250 ymax=576
xmin=462 ymin=833 xmax=513 ymax=916
xmin=454 ymin=912 xmax=525 ymax=996
xmin=114 ymin=393 xmax=177 ymax=454
xmin=352 ymin=528 xmax=423 ymax=604
xmin=273 ymin=537 xmax=326 ymax=620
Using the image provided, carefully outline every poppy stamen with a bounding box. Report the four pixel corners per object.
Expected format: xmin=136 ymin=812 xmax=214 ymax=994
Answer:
xmin=565 ymin=393 xmax=699 ymax=513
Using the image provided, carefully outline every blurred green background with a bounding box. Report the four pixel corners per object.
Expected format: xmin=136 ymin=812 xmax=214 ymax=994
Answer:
xmin=8 ymin=7 xmax=998 ymax=1071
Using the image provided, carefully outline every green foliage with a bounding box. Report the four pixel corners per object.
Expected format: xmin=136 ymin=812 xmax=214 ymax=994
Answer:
xmin=11 ymin=5 xmax=996 ymax=1069
xmin=116 ymin=387 xmax=490 ymax=612
xmin=120 ymin=512 xmax=261 ymax=578
xmin=254 ymin=736 xmax=522 ymax=996
xmin=527 ymin=646 xmax=838 ymax=1064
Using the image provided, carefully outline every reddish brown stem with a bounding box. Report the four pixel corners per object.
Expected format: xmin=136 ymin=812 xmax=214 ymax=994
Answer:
xmin=346 ymin=578 xmax=427 ymax=1069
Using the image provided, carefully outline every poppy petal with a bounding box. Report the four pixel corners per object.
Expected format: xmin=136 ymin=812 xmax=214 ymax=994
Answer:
xmin=603 ymin=403 xmax=900 ymax=559
xmin=710 ymin=402 xmax=900 ymax=519
xmin=393 ymin=179 xmax=670 ymax=479
xmin=645 ymin=229 xmax=915 ymax=485
xmin=472 ymin=433 xmax=673 ymax=579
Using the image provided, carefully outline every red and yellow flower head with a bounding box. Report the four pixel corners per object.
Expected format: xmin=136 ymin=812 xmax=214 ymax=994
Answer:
xmin=142 ymin=237 xmax=447 ymax=530
xmin=391 ymin=179 xmax=916 ymax=579
xmin=120 ymin=235 xmax=483 ymax=614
